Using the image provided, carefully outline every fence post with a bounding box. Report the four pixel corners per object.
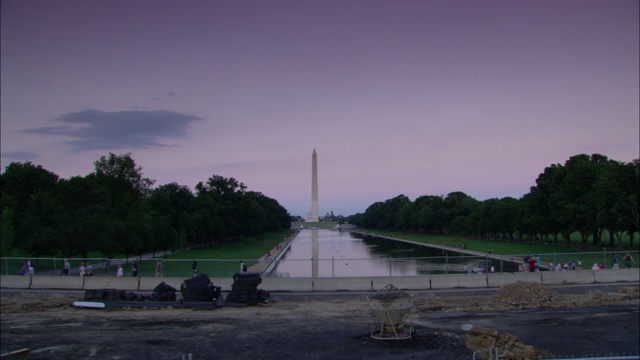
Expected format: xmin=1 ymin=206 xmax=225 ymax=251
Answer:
xmin=332 ymin=256 xmax=334 ymax=278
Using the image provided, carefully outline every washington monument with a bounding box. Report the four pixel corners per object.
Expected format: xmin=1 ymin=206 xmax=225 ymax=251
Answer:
xmin=310 ymin=149 xmax=319 ymax=221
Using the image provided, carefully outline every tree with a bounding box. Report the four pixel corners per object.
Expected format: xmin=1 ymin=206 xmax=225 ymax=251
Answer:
xmin=94 ymin=152 xmax=155 ymax=197
xmin=195 ymin=175 xmax=246 ymax=197
xmin=1 ymin=162 xmax=60 ymax=255
xmin=56 ymin=175 xmax=112 ymax=258
xmin=441 ymin=192 xmax=478 ymax=234
xmin=0 ymin=207 xmax=16 ymax=256
xmin=147 ymin=183 xmax=194 ymax=252
xmin=92 ymin=153 xmax=155 ymax=258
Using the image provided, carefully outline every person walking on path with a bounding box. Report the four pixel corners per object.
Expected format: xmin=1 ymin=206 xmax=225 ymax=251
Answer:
xmin=61 ymin=259 xmax=70 ymax=276
xmin=612 ymin=254 xmax=619 ymax=269
xmin=192 ymin=260 xmax=198 ymax=277
xmin=131 ymin=261 xmax=138 ymax=277
xmin=116 ymin=263 xmax=123 ymax=277
xmin=240 ymin=261 xmax=247 ymax=273
xmin=624 ymin=253 xmax=635 ymax=268
xmin=85 ymin=262 xmax=93 ymax=276
xmin=156 ymin=260 xmax=163 ymax=277
xmin=78 ymin=262 xmax=86 ymax=276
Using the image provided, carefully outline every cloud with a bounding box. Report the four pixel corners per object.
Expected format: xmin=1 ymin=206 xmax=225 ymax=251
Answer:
xmin=21 ymin=109 xmax=201 ymax=152
xmin=0 ymin=151 xmax=39 ymax=161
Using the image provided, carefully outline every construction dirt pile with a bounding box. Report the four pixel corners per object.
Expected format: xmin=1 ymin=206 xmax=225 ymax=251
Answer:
xmin=415 ymin=281 xmax=639 ymax=313
xmin=490 ymin=281 xmax=568 ymax=308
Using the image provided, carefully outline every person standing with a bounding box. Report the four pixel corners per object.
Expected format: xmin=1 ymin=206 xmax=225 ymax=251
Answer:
xmin=85 ymin=262 xmax=93 ymax=276
xmin=522 ymin=256 xmax=530 ymax=272
xmin=192 ymin=260 xmax=198 ymax=277
xmin=116 ymin=263 xmax=123 ymax=277
xmin=534 ymin=255 xmax=541 ymax=272
xmin=61 ymin=259 xmax=70 ymax=276
xmin=624 ymin=252 xmax=636 ymax=268
xmin=131 ymin=261 xmax=138 ymax=277
xmin=19 ymin=259 xmax=30 ymax=275
xmin=612 ymin=253 xmax=619 ymax=269
xmin=78 ymin=262 xmax=86 ymax=276
xmin=156 ymin=260 xmax=163 ymax=277
xmin=240 ymin=260 xmax=247 ymax=273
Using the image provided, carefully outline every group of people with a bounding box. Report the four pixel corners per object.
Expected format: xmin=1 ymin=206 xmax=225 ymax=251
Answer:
xmin=518 ymin=255 xmax=542 ymax=272
xmin=612 ymin=252 xmax=636 ymax=269
xmin=545 ymin=252 xmax=636 ymax=272
xmin=114 ymin=260 xmax=144 ymax=277
xmin=549 ymin=261 xmax=578 ymax=272
xmin=77 ymin=262 xmax=93 ymax=276
xmin=57 ymin=259 xmax=94 ymax=276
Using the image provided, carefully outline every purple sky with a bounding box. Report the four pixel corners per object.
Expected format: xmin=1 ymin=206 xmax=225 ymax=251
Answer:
xmin=2 ymin=0 xmax=638 ymax=217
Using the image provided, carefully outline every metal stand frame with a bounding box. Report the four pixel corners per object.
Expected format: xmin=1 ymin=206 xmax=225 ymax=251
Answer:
xmin=369 ymin=308 xmax=413 ymax=340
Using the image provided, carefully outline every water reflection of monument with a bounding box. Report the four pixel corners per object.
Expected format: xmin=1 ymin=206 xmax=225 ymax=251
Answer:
xmin=309 ymin=149 xmax=319 ymax=222
xmin=311 ymin=229 xmax=319 ymax=278
xmin=310 ymin=150 xmax=319 ymax=276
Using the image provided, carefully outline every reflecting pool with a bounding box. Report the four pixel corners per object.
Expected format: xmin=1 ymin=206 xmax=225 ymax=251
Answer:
xmin=270 ymin=229 xmax=501 ymax=278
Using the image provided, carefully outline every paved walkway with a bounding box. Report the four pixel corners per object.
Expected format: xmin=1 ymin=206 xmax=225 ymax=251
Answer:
xmin=34 ymin=232 xmax=300 ymax=277
xmin=36 ymin=249 xmax=182 ymax=276
xmin=350 ymin=231 xmax=554 ymax=271
xmin=247 ymin=230 xmax=299 ymax=273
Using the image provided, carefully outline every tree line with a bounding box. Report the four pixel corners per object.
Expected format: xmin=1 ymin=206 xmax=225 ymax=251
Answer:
xmin=0 ymin=153 xmax=291 ymax=259
xmin=347 ymin=154 xmax=639 ymax=248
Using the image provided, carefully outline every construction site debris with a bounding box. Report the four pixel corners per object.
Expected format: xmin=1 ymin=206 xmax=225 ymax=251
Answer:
xmin=490 ymin=281 xmax=566 ymax=308
xmin=225 ymin=272 xmax=269 ymax=305
xmin=180 ymin=274 xmax=221 ymax=302
xmin=464 ymin=326 xmax=547 ymax=360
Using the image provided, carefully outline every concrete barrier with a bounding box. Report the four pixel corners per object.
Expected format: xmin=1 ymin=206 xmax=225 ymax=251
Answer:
xmin=84 ymin=276 xmax=139 ymax=291
xmin=313 ymin=277 xmax=373 ymax=291
xmin=431 ymin=274 xmax=488 ymax=289
xmin=30 ymin=275 xmax=84 ymax=290
xmin=488 ymin=272 xmax=542 ymax=287
xmin=593 ymin=268 xmax=640 ymax=283
xmin=540 ymin=270 xmax=593 ymax=285
xmin=261 ymin=278 xmax=313 ymax=292
xmin=0 ymin=275 xmax=32 ymax=289
xmin=3 ymin=271 xmax=638 ymax=293
xmin=371 ymin=276 xmax=431 ymax=291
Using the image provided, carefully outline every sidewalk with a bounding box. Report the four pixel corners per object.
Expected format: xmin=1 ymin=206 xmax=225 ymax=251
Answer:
xmin=33 ymin=231 xmax=299 ymax=277
xmin=247 ymin=230 xmax=299 ymax=273
xmin=37 ymin=249 xmax=181 ymax=276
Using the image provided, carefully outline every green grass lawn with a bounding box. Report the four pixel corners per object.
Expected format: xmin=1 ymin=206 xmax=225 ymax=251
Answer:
xmin=356 ymin=229 xmax=638 ymax=268
xmin=1 ymin=229 xmax=296 ymax=277
xmin=136 ymin=229 xmax=295 ymax=277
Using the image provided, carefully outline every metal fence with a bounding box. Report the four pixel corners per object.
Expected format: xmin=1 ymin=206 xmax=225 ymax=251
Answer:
xmin=0 ymin=257 xmax=260 ymax=278
xmin=3 ymin=250 xmax=636 ymax=278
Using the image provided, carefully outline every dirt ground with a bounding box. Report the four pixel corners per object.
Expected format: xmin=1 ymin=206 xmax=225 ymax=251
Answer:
xmin=1 ymin=282 xmax=639 ymax=360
